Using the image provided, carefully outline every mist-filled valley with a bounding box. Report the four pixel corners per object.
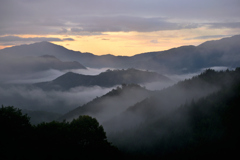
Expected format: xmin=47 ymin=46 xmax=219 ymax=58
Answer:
xmin=1 ymin=35 xmax=240 ymax=159
xmin=104 ymin=68 xmax=240 ymax=158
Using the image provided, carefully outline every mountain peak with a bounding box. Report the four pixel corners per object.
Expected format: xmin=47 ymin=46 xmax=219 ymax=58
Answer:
xmin=32 ymin=41 xmax=64 ymax=48
xmin=36 ymin=41 xmax=53 ymax=44
xmin=55 ymin=72 xmax=81 ymax=79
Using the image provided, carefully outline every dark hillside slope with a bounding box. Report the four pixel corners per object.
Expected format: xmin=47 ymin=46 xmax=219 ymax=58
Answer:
xmin=59 ymin=84 xmax=153 ymax=123
xmin=104 ymin=68 xmax=240 ymax=158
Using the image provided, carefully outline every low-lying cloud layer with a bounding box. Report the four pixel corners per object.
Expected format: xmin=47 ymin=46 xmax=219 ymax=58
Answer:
xmin=2 ymin=67 xmax=115 ymax=84
xmin=0 ymin=84 xmax=113 ymax=114
xmin=0 ymin=67 xmax=118 ymax=114
xmin=0 ymin=65 xmax=232 ymax=116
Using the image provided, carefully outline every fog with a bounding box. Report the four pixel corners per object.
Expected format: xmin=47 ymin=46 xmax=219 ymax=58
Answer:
xmin=0 ymin=84 xmax=113 ymax=114
xmin=142 ymin=81 xmax=175 ymax=91
xmin=99 ymin=68 xmax=239 ymax=156
xmin=0 ymin=66 xmax=231 ymax=114
xmin=60 ymin=84 xmax=152 ymax=124
xmin=2 ymin=67 xmax=116 ymax=84
xmin=103 ymin=76 xmax=220 ymax=134
xmin=142 ymin=66 xmax=231 ymax=90
xmin=1 ymin=65 xmax=237 ymax=157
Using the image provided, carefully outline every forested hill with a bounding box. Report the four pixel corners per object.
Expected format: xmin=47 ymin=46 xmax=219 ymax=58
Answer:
xmin=104 ymin=68 xmax=240 ymax=159
xmin=35 ymin=68 xmax=170 ymax=90
xmin=59 ymin=84 xmax=153 ymax=123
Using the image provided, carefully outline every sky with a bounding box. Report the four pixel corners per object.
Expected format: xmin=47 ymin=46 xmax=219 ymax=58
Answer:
xmin=0 ymin=0 xmax=240 ymax=56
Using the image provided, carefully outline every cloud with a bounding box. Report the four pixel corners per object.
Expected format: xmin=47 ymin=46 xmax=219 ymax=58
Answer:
xmin=0 ymin=67 xmax=116 ymax=113
xmin=58 ymin=28 xmax=68 ymax=34
xmin=150 ymin=40 xmax=159 ymax=43
xmin=0 ymin=36 xmax=75 ymax=46
xmin=0 ymin=65 xmax=233 ymax=115
xmin=71 ymin=28 xmax=83 ymax=32
xmin=1 ymin=0 xmax=239 ymax=36
xmin=0 ymin=84 xmax=113 ymax=114
xmin=70 ymin=67 xmax=117 ymax=75
xmin=62 ymin=38 xmax=74 ymax=41
xmin=1 ymin=67 xmax=116 ymax=84
xmin=0 ymin=36 xmax=62 ymax=42
xmin=72 ymin=16 xmax=200 ymax=33
xmin=184 ymin=35 xmax=231 ymax=40
xmin=142 ymin=81 xmax=174 ymax=91
xmin=4 ymin=69 xmax=65 ymax=84
xmin=208 ymin=22 xmax=240 ymax=29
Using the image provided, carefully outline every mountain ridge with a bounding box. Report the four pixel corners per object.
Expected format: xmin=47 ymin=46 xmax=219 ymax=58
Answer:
xmin=1 ymin=35 xmax=240 ymax=73
xmin=35 ymin=68 xmax=171 ymax=90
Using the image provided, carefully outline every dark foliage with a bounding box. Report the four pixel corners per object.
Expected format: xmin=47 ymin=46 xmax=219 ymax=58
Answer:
xmin=0 ymin=106 xmax=119 ymax=160
xmin=0 ymin=106 xmax=32 ymax=159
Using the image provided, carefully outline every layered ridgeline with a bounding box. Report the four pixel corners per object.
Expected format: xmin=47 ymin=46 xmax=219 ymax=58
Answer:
xmin=1 ymin=35 xmax=240 ymax=73
xmin=61 ymin=68 xmax=240 ymax=158
xmin=0 ymin=68 xmax=169 ymax=116
xmin=35 ymin=68 xmax=170 ymax=90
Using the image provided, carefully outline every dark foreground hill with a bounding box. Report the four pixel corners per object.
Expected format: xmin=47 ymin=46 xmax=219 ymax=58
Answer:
xmin=35 ymin=68 xmax=170 ymax=90
xmin=0 ymin=106 xmax=120 ymax=160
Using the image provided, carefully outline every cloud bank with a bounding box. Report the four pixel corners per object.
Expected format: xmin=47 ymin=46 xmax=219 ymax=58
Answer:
xmin=0 ymin=0 xmax=239 ymax=36
xmin=0 ymin=36 xmax=74 ymax=46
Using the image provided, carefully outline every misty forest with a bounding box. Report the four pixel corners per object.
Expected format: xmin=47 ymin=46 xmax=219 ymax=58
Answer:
xmin=1 ymin=35 xmax=240 ymax=159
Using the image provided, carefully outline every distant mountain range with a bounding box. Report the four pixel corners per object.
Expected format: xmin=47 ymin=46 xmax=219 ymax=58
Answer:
xmin=35 ymin=68 xmax=170 ymax=90
xmin=0 ymin=52 xmax=86 ymax=76
xmin=1 ymin=35 xmax=240 ymax=73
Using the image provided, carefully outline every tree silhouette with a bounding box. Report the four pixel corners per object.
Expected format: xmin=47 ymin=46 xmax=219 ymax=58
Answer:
xmin=34 ymin=115 xmax=119 ymax=159
xmin=0 ymin=106 xmax=119 ymax=159
xmin=0 ymin=105 xmax=32 ymax=159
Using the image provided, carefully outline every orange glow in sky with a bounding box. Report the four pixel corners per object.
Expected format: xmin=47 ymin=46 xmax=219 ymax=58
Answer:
xmin=51 ymin=27 xmax=237 ymax=56
xmin=0 ymin=27 xmax=239 ymax=56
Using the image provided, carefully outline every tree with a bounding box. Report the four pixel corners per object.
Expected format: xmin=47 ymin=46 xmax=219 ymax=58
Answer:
xmin=0 ymin=106 xmax=120 ymax=159
xmin=0 ymin=105 xmax=32 ymax=141
xmin=35 ymin=115 xmax=119 ymax=159
xmin=0 ymin=105 xmax=32 ymax=159
xmin=69 ymin=115 xmax=107 ymax=146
